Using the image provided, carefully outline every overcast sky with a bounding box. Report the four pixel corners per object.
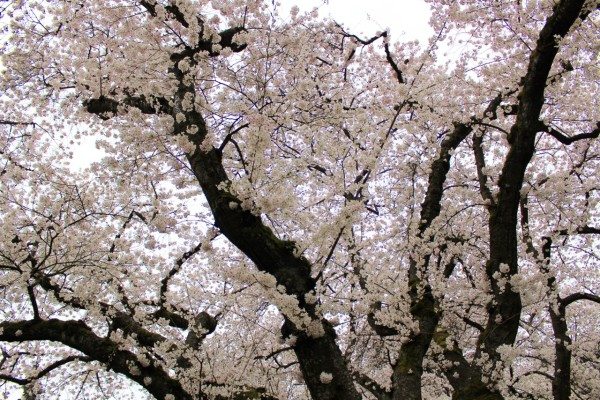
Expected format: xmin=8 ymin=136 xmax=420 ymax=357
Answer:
xmin=280 ymin=0 xmax=433 ymax=43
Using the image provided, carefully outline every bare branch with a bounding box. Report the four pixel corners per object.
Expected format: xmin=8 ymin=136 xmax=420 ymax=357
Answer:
xmin=540 ymin=121 xmax=600 ymax=145
xmin=561 ymin=292 xmax=600 ymax=308
xmin=383 ymin=39 xmax=405 ymax=84
xmin=0 ymin=319 xmax=193 ymax=400
xmin=0 ymin=355 xmax=92 ymax=385
xmin=218 ymin=123 xmax=249 ymax=152
xmin=335 ymin=23 xmax=387 ymax=46
xmin=352 ymin=370 xmax=392 ymax=400
xmin=556 ymin=225 xmax=600 ymax=235
xmin=0 ymin=120 xmax=36 ymax=126
xmin=160 ymin=233 xmax=218 ymax=305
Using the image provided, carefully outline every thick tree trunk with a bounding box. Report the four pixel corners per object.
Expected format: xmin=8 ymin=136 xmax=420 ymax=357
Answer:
xmin=391 ymin=314 xmax=437 ymax=400
xmin=542 ymin=238 xmax=573 ymax=400
xmin=284 ymin=319 xmax=361 ymax=400
xmin=443 ymin=344 xmax=504 ymax=400
xmin=173 ymin=68 xmax=361 ymax=400
xmin=391 ymin=124 xmax=471 ymax=400
xmin=550 ymin=307 xmax=572 ymax=400
xmin=477 ymin=0 xmax=589 ymax=366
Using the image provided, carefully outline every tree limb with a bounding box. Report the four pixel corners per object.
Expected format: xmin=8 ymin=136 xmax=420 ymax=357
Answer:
xmin=561 ymin=292 xmax=600 ymax=308
xmin=352 ymin=371 xmax=392 ymax=400
xmin=0 ymin=319 xmax=193 ymax=400
xmin=0 ymin=355 xmax=92 ymax=385
xmin=539 ymin=121 xmax=600 ymax=145
xmin=478 ymin=0 xmax=592 ymax=365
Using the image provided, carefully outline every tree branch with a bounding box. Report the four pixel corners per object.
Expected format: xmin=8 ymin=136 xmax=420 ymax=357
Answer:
xmin=556 ymin=225 xmax=600 ymax=235
xmin=0 ymin=355 xmax=92 ymax=385
xmin=84 ymin=94 xmax=171 ymax=119
xmin=139 ymin=1 xmax=192 ymax=27
xmin=218 ymin=123 xmax=249 ymax=152
xmin=473 ymin=129 xmax=496 ymax=207
xmin=478 ymin=0 xmax=592 ymax=364
xmin=539 ymin=121 xmax=600 ymax=145
xmin=383 ymin=37 xmax=404 ymax=84
xmin=0 ymin=120 xmax=36 ymax=126
xmin=33 ymin=272 xmax=201 ymax=351
xmin=352 ymin=371 xmax=392 ymax=400
xmin=560 ymin=292 xmax=600 ymax=308
xmin=167 ymin=57 xmax=362 ymax=398
xmin=335 ymin=23 xmax=387 ymax=46
xmin=0 ymin=319 xmax=193 ymax=400
xmin=159 ymin=240 xmax=206 ymax=305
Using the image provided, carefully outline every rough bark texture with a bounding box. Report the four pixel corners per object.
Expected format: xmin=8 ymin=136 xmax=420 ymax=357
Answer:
xmin=171 ymin=65 xmax=361 ymax=400
xmin=0 ymin=319 xmax=193 ymax=400
xmin=392 ymin=123 xmax=471 ymax=400
xmin=477 ymin=0 xmax=588 ymax=365
xmin=550 ymin=303 xmax=572 ymax=400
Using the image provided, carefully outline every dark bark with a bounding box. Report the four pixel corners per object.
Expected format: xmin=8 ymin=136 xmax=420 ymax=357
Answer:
xmin=392 ymin=93 xmax=507 ymax=400
xmin=391 ymin=123 xmax=472 ymax=400
xmin=0 ymin=319 xmax=193 ymax=400
xmin=282 ymin=319 xmax=361 ymax=400
xmin=441 ymin=338 xmax=503 ymax=400
xmin=84 ymin=94 xmax=171 ymax=118
xmin=139 ymin=0 xmax=246 ymax=60
xmin=540 ymin=237 xmax=572 ymax=400
xmin=35 ymin=270 xmax=216 ymax=349
xmin=540 ymin=121 xmax=600 ymax=145
xmin=168 ymin=61 xmax=360 ymax=399
xmin=550 ymin=303 xmax=572 ymax=400
xmin=82 ymin=61 xmax=361 ymax=400
xmin=390 ymin=1 xmax=595 ymax=387
xmin=30 ymin=270 xmax=222 ymax=395
xmin=352 ymin=370 xmax=392 ymax=400
xmin=477 ymin=0 xmax=589 ymax=367
xmin=464 ymin=5 xmax=595 ymax=399
xmin=542 ymin=236 xmax=600 ymax=400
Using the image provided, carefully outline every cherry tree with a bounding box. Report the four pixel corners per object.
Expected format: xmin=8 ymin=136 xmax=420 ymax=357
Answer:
xmin=0 ymin=0 xmax=599 ymax=399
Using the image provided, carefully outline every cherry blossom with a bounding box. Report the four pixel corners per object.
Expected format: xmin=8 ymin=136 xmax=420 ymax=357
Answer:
xmin=0 ymin=1 xmax=599 ymax=399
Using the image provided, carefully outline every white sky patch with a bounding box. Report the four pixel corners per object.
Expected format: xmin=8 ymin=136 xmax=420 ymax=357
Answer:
xmin=280 ymin=0 xmax=433 ymax=43
xmin=68 ymin=129 xmax=107 ymax=170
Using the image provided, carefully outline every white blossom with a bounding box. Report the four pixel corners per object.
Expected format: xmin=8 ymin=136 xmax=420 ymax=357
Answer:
xmin=319 ymin=372 xmax=333 ymax=384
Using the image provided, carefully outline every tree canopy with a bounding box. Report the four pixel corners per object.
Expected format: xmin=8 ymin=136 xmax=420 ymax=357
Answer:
xmin=0 ymin=1 xmax=599 ymax=399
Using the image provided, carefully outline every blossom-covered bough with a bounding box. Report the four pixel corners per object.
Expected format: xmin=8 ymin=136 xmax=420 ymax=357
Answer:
xmin=0 ymin=0 xmax=599 ymax=399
